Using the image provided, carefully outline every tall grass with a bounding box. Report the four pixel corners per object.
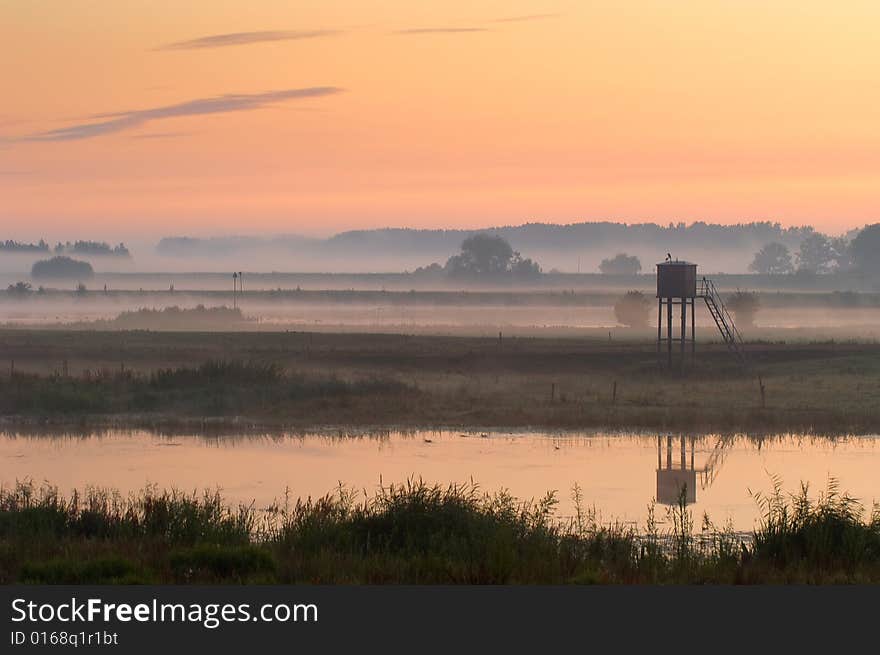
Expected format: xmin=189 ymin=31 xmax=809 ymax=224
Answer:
xmin=0 ymin=360 xmax=415 ymax=418
xmin=2 ymin=478 xmax=879 ymax=584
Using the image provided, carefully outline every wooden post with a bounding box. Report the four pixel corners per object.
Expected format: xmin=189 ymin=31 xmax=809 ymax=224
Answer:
xmin=690 ymin=298 xmax=696 ymax=355
xmin=759 ymin=375 xmax=766 ymax=409
xmin=667 ymin=298 xmax=673 ymax=368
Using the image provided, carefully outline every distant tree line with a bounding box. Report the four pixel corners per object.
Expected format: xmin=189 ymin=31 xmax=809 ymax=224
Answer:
xmin=156 ymin=221 xmax=825 ymax=258
xmin=0 ymin=239 xmax=130 ymax=256
xmin=54 ymin=241 xmax=130 ymax=257
xmin=0 ymin=239 xmax=49 ymax=253
xmin=746 ymin=225 xmax=880 ymax=276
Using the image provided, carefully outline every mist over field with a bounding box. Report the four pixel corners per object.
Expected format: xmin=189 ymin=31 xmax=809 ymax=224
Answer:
xmin=3 ymin=220 xmax=880 ymax=337
xmin=1 ymin=220 xmax=857 ymax=276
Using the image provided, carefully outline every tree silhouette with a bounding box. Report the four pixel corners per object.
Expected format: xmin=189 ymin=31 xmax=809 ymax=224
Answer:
xmin=796 ymin=234 xmax=834 ymax=274
xmin=749 ymin=243 xmax=793 ymax=275
xmin=599 ymin=253 xmax=642 ymax=275
xmin=850 ymin=224 xmax=880 ymax=276
xmin=445 ymin=234 xmax=541 ymax=279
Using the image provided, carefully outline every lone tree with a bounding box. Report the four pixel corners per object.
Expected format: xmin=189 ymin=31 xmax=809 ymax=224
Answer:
xmin=599 ymin=253 xmax=642 ymax=275
xmin=796 ymin=233 xmax=834 ymax=274
xmin=445 ymin=234 xmax=541 ymax=280
xmin=31 ymin=256 xmax=94 ymax=280
xmin=726 ymin=290 xmax=760 ymax=328
xmin=749 ymin=242 xmax=793 ymax=275
xmin=613 ymin=290 xmax=651 ymax=327
xmin=850 ymin=224 xmax=880 ymax=276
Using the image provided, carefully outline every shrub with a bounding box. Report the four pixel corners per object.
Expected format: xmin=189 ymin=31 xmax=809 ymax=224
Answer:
xmin=31 ymin=256 xmax=94 ymax=279
xmin=613 ymin=290 xmax=651 ymax=327
xmin=726 ymin=289 xmax=760 ymax=328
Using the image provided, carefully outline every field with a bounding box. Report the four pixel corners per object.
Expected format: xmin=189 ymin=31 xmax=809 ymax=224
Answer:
xmin=3 ymin=328 xmax=880 ymax=433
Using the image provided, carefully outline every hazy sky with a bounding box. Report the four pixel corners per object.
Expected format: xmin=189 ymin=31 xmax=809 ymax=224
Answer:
xmin=2 ymin=1 xmax=878 ymax=239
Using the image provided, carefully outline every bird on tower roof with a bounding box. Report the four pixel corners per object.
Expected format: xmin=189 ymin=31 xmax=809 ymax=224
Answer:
xmin=666 ymin=253 xmax=672 ymax=262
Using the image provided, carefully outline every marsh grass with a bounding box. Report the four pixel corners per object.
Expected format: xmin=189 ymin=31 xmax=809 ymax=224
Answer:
xmin=2 ymin=478 xmax=878 ymax=584
xmin=5 ymin=329 xmax=880 ymax=432
xmin=0 ymin=360 xmax=416 ymax=419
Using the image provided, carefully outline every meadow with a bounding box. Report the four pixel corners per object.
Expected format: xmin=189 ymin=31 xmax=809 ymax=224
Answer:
xmin=2 ymin=329 xmax=880 ymax=433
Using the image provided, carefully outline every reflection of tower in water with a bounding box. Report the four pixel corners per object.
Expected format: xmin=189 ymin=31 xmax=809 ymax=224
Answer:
xmin=655 ymin=434 xmax=733 ymax=505
xmin=656 ymin=434 xmax=696 ymax=505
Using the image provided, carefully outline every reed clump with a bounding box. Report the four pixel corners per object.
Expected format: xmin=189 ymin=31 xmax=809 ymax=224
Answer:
xmin=2 ymin=478 xmax=878 ymax=584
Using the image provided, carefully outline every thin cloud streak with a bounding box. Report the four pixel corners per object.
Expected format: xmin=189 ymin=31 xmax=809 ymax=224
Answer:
xmin=130 ymin=132 xmax=193 ymax=140
xmin=18 ymin=87 xmax=343 ymax=142
xmin=157 ymin=30 xmax=339 ymax=51
xmin=393 ymin=28 xmax=488 ymax=35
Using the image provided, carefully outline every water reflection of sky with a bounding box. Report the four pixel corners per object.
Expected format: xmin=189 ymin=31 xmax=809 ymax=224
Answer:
xmin=2 ymin=430 xmax=878 ymax=532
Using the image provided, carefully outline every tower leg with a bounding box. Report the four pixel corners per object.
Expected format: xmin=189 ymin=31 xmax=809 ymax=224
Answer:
xmin=691 ymin=298 xmax=696 ymax=355
xmin=667 ymin=298 xmax=673 ymax=367
xmin=657 ymin=299 xmax=662 ymax=355
xmin=681 ymin=297 xmax=687 ymax=358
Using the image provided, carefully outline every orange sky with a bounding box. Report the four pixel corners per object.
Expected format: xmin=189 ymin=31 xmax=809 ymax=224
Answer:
xmin=1 ymin=1 xmax=878 ymax=238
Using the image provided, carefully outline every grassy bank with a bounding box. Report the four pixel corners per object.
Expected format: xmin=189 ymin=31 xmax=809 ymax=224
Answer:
xmin=3 ymin=329 xmax=880 ymax=432
xmin=1 ymin=479 xmax=878 ymax=584
xmin=0 ymin=361 xmax=416 ymax=424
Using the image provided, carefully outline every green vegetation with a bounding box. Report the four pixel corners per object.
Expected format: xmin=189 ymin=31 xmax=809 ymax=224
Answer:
xmin=31 ymin=255 xmax=94 ymax=279
xmin=0 ymin=360 xmax=416 ymax=422
xmin=726 ymin=289 xmax=760 ymax=328
xmin=613 ymin=290 xmax=651 ymax=327
xmin=1 ymin=479 xmax=877 ymax=584
xmin=89 ymin=305 xmax=256 ymax=330
xmin=5 ymin=330 xmax=880 ymax=432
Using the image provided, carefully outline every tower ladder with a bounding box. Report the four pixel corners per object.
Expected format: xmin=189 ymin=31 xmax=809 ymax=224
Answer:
xmin=697 ymin=277 xmax=748 ymax=365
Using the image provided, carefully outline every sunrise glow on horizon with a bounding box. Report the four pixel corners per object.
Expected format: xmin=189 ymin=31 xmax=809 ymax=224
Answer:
xmin=2 ymin=1 xmax=879 ymax=239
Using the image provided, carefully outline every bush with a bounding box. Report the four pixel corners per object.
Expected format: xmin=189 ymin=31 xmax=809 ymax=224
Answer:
xmin=726 ymin=289 xmax=760 ymax=328
xmin=31 ymin=256 xmax=94 ymax=280
xmin=613 ymin=290 xmax=651 ymax=327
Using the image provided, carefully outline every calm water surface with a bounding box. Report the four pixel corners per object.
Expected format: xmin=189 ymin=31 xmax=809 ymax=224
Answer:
xmin=2 ymin=430 xmax=878 ymax=531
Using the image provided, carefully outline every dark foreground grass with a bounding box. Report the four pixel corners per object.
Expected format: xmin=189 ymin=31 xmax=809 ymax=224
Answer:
xmin=1 ymin=479 xmax=878 ymax=584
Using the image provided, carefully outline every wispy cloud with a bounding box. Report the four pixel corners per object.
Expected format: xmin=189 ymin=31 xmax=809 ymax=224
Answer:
xmin=157 ymin=30 xmax=339 ymax=51
xmin=393 ymin=27 xmax=488 ymax=35
xmin=490 ymin=13 xmax=560 ymax=23
xmin=130 ymin=131 xmax=193 ymax=140
xmin=17 ymin=87 xmax=343 ymax=142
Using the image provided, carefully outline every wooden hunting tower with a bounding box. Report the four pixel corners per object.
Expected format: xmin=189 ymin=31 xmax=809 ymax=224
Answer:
xmin=656 ymin=259 xmax=749 ymax=367
xmin=656 ymin=260 xmax=697 ymax=365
